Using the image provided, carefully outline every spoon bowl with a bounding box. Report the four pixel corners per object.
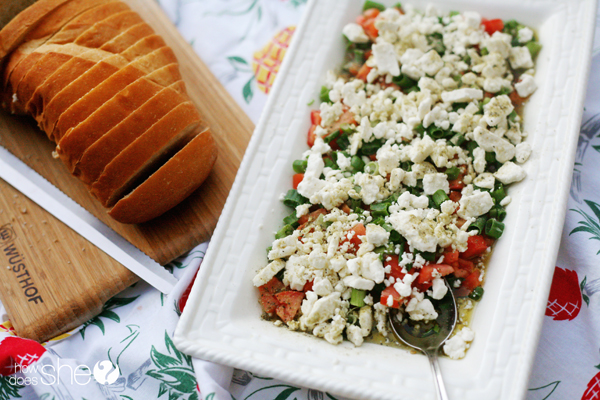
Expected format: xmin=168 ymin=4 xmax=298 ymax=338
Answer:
xmin=388 ymin=279 xmax=457 ymax=400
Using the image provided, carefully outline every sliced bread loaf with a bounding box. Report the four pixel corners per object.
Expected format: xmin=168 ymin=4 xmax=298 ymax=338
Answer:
xmin=108 ymin=125 xmax=216 ymax=224
xmin=76 ymin=79 xmax=186 ymax=184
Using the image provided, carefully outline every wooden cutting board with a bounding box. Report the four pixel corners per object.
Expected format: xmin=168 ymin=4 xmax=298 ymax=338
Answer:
xmin=0 ymin=0 xmax=254 ymax=342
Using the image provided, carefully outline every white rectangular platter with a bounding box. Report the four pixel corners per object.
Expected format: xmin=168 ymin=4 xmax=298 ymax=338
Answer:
xmin=174 ymin=1 xmax=597 ymax=399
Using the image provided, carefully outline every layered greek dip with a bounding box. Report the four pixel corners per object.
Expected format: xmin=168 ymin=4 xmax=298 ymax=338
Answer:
xmin=253 ymin=2 xmax=540 ymax=359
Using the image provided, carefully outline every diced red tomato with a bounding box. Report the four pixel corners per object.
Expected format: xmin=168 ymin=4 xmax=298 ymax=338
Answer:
xmin=510 ymin=90 xmax=526 ymax=107
xmin=275 ymin=291 xmax=305 ymax=323
xmin=417 ymin=264 xmax=455 ymax=285
xmin=356 ymin=64 xmax=373 ymax=82
xmin=298 ymin=208 xmax=327 ymax=227
xmin=380 ymin=286 xmax=402 ymax=308
xmin=259 ymin=277 xmax=285 ymax=295
xmin=481 ymin=18 xmax=504 ymax=35
xmin=462 ymin=270 xmax=482 ymax=292
xmin=369 ymin=154 xmax=377 ymax=161
xmin=448 ymin=178 xmax=465 ymax=191
xmin=457 ymin=258 xmax=475 ymax=273
xmin=259 ymin=293 xmax=279 ymax=314
xmin=444 ymin=250 xmax=459 ymax=264
xmin=306 ymin=110 xmax=322 ymax=147
xmin=385 ymin=255 xmax=405 ymax=281
xmin=460 ymin=235 xmax=489 ymax=259
xmin=341 ymin=204 xmax=351 ymax=214
xmin=449 ymin=191 xmax=462 ymax=203
xmin=303 ymin=280 xmax=314 ymax=292
xmin=292 ymin=173 xmax=304 ymax=189
xmin=484 ymin=91 xmax=494 ymax=99
xmin=340 ymin=223 xmax=366 ymax=254
xmin=453 ymin=268 xmax=470 ymax=279
xmin=363 ymin=8 xmax=380 ymax=19
xmin=362 ymin=18 xmax=379 ymax=40
xmin=455 ymin=217 xmax=467 ymax=229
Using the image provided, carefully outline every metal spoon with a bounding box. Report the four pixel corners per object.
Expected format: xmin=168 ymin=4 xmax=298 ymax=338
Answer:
xmin=388 ymin=280 xmax=457 ymax=400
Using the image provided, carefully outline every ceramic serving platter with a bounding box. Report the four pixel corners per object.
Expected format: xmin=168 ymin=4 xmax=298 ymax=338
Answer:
xmin=174 ymin=1 xmax=597 ymax=399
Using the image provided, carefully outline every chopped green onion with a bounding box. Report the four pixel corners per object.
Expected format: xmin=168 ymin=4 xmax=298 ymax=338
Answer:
xmin=336 ymin=133 xmax=350 ymax=150
xmin=354 ymin=49 xmax=365 ymax=64
xmin=363 ymin=0 xmax=386 ymax=11
xmin=491 ymin=184 xmax=506 ymax=203
xmin=292 ymin=159 xmax=307 ymax=173
xmin=427 ymin=126 xmax=447 ymax=139
xmin=371 ymin=202 xmax=389 ymax=217
xmin=485 ymin=151 xmax=498 ymax=164
xmin=374 ymin=243 xmax=395 ymax=256
xmin=319 ymin=86 xmax=331 ymax=103
xmin=432 ymin=189 xmax=450 ymax=208
xmin=392 ymin=74 xmax=418 ymax=89
xmin=275 ymin=224 xmax=295 ymax=239
xmin=448 ymin=134 xmax=464 ymax=147
xmin=466 ymin=140 xmax=479 ymax=155
xmin=468 ymin=286 xmax=484 ymax=301
xmin=306 ymin=99 xmax=314 ymax=106
xmin=445 ymin=166 xmax=461 ymax=180
xmin=482 ymin=97 xmax=491 ymax=106
xmin=350 ymin=288 xmax=367 ymax=307
xmin=468 ymin=216 xmax=488 ymax=234
xmin=406 ymin=86 xmax=420 ymax=94
xmin=324 ymin=157 xmax=339 ymax=169
xmin=449 ymin=10 xmax=460 ymax=17
xmin=526 ymin=42 xmax=542 ymax=58
xmin=414 ymin=124 xmax=426 ymax=138
xmin=339 ymin=123 xmax=355 ymax=135
xmin=485 ymin=218 xmax=505 ymax=239
xmin=451 ymin=102 xmax=468 ymax=112
xmin=266 ymin=246 xmax=272 ymax=256
xmin=508 ymin=110 xmax=518 ymax=122
xmin=480 ymin=47 xmax=489 ymax=56
xmin=365 ymin=161 xmax=379 ymax=175
xmin=359 ymin=138 xmax=384 ymax=156
xmin=351 ymin=155 xmax=365 ymax=172
xmin=415 ymin=250 xmax=435 ymax=262
xmin=324 ymin=130 xmax=340 ymax=144
xmin=283 ymin=213 xmax=299 ymax=227
xmin=389 ymin=230 xmax=404 ymax=246
xmin=489 ymin=205 xmax=507 ymax=222
xmin=282 ymin=189 xmax=308 ymax=208
xmin=381 ymin=223 xmax=394 ymax=232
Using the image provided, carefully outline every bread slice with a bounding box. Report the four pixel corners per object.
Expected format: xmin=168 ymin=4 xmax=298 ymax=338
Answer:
xmin=73 ymin=10 xmax=143 ymax=49
xmin=77 ymin=79 xmax=186 ymax=184
xmin=50 ymin=46 xmax=178 ymax=141
xmin=0 ymin=0 xmax=72 ymax=60
xmin=108 ymin=125 xmax=216 ymax=224
xmin=99 ymin=22 xmax=154 ymax=54
xmin=37 ymin=51 xmax=129 ymax=137
xmin=91 ymin=102 xmax=202 ymax=207
xmin=120 ymin=34 xmax=166 ymax=60
xmin=26 ymin=23 xmax=156 ymax=117
xmin=56 ymin=64 xmax=183 ymax=171
xmin=45 ymin=1 xmax=128 ymax=46
xmin=2 ymin=0 xmax=122 ymax=89
xmin=12 ymin=42 xmax=97 ymax=113
xmin=26 ymin=46 xmax=116 ymax=116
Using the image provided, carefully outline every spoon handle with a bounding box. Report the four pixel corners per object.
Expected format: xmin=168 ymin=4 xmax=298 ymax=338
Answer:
xmin=426 ymin=350 xmax=450 ymax=400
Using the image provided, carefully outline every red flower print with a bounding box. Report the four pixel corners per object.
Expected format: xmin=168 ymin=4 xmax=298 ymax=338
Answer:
xmin=546 ymin=267 xmax=585 ymax=321
xmin=179 ymin=271 xmax=199 ymax=313
xmin=582 ymin=371 xmax=600 ymax=400
xmin=0 ymin=336 xmax=45 ymax=376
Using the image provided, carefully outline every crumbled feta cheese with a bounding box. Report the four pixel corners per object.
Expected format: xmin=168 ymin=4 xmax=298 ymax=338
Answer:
xmin=431 ymin=277 xmax=448 ymax=300
xmin=441 ymin=88 xmax=483 ymax=103
xmin=494 ymin=161 xmax=526 ymax=184
xmin=268 ymin=235 xmax=298 ymax=260
xmin=253 ymin=259 xmax=286 ymax=286
xmin=443 ymin=327 xmax=475 ymax=359
xmin=517 ymin=27 xmax=534 ymax=43
xmin=458 ymin=188 xmax=494 ymax=218
xmin=366 ymin=224 xmax=390 ymax=247
xmin=514 ymin=74 xmax=537 ymax=98
xmin=406 ymin=293 xmax=438 ymax=321
xmin=423 ymin=172 xmax=450 ymax=195
xmin=372 ymin=41 xmax=400 ymax=76
xmin=342 ymin=23 xmax=369 ymax=43
xmin=509 ymin=46 xmax=534 ymax=70
xmin=515 ymin=142 xmax=532 ymax=163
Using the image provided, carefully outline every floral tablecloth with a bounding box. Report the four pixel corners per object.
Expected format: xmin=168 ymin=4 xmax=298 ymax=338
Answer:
xmin=2 ymin=1 xmax=600 ymax=399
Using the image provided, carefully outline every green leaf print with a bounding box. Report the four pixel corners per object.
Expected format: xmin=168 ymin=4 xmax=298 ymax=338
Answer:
xmin=147 ymin=331 xmax=197 ymax=400
xmin=570 ymin=200 xmax=600 ymax=254
xmin=243 ymin=76 xmax=255 ymax=104
xmin=243 ymin=384 xmax=299 ymax=400
xmin=205 ymin=394 xmax=215 ymax=400
xmin=228 ymin=56 xmax=252 ymax=73
xmin=80 ymin=295 xmax=139 ymax=339
xmin=528 ymin=380 xmax=560 ymax=399
xmin=0 ymin=375 xmax=23 ymax=400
